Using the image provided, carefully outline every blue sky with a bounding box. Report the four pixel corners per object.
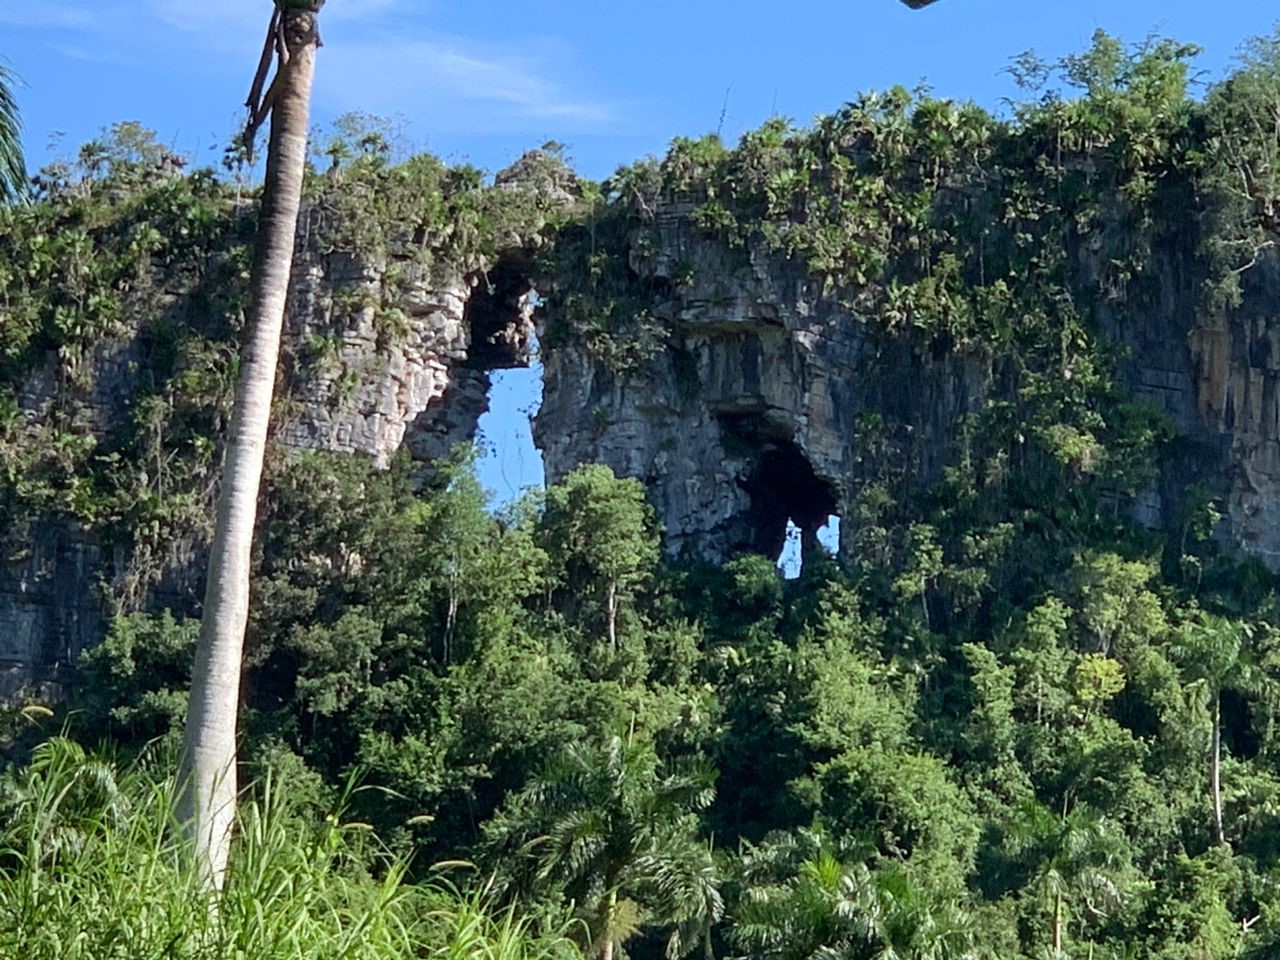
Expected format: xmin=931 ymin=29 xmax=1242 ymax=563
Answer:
xmin=4 ymin=0 xmax=1280 ymax=518
xmin=7 ymin=1 xmax=1280 ymax=181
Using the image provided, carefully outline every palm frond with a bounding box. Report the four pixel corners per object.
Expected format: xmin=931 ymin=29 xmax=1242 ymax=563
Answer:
xmin=0 ymin=63 xmax=26 ymax=203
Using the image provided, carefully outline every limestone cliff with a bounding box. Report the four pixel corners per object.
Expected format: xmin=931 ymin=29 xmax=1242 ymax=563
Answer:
xmin=0 ymin=149 xmax=568 ymax=697
xmin=535 ymin=202 xmax=994 ymax=562
xmin=533 ymin=97 xmax=1280 ymax=573
xmin=9 ymin=67 xmax=1280 ymax=695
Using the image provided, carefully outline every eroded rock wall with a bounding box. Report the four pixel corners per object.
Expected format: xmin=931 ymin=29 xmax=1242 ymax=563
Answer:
xmin=535 ymin=196 xmax=1280 ymax=570
xmin=534 ymin=207 xmax=996 ymax=562
xmin=1186 ymin=258 xmax=1280 ymax=568
xmin=11 ymin=133 xmax=1280 ymax=698
xmin=1 ymin=188 xmax=542 ymax=698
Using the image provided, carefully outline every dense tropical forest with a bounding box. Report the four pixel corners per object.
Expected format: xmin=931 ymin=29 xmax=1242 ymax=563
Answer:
xmin=8 ymin=18 xmax=1280 ymax=960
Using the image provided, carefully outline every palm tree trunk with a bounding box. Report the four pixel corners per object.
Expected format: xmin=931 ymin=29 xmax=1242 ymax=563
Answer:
xmin=606 ymin=580 xmax=618 ymax=651
xmin=600 ymin=888 xmax=618 ymax=960
xmin=1053 ymin=891 xmax=1063 ymax=956
xmin=177 ymin=2 xmax=321 ymax=890
xmin=1211 ymin=693 xmax=1225 ymax=846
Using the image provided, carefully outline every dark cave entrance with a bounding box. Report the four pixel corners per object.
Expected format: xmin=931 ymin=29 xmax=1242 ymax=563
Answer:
xmin=464 ymin=255 xmax=537 ymax=371
xmin=722 ymin=415 xmax=840 ymax=575
xmin=406 ymin=252 xmax=545 ymax=503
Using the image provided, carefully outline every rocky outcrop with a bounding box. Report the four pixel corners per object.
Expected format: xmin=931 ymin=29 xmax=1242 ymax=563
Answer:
xmin=9 ymin=132 xmax=1280 ymax=696
xmin=1185 ymin=258 xmax=1280 ymax=568
xmin=277 ymin=246 xmax=533 ymax=472
xmin=534 ymin=203 xmax=995 ymax=562
xmin=535 ymin=196 xmax=1280 ymax=571
xmin=276 ymin=149 xmax=569 ymax=473
xmin=0 ymin=523 xmax=105 ymax=700
xmin=1 ymin=158 xmax=558 ymax=698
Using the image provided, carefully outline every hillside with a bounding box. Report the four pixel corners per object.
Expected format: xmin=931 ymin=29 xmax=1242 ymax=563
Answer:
xmin=6 ymin=30 xmax=1280 ymax=960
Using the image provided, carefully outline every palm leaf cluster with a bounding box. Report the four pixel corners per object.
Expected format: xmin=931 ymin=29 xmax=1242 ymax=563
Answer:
xmin=1002 ymin=801 xmax=1130 ymax=953
xmin=0 ymin=62 xmax=25 ymax=203
xmin=732 ymin=828 xmax=977 ymax=960
xmin=486 ymin=735 xmax=721 ymax=959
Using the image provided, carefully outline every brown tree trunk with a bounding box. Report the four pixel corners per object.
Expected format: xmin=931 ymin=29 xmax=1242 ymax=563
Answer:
xmin=177 ymin=2 xmax=321 ymax=891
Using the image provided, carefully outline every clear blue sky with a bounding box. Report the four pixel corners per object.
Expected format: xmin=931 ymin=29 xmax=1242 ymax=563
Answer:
xmin=7 ymin=1 xmax=1279 ymax=181
xmin=4 ymin=0 xmax=1280 ymax=508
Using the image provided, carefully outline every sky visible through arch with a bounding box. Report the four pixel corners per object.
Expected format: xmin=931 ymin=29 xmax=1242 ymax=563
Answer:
xmin=5 ymin=0 xmax=1279 ymax=567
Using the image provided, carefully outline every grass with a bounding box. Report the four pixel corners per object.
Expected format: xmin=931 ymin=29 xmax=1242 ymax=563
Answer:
xmin=0 ymin=737 xmax=580 ymax=960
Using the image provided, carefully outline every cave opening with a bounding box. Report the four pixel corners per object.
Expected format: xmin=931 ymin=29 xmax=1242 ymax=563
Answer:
xmin=475 ymin=348 xmax=545 ymax=506
xmin=743 ymin=440 xmax=839 ymax=563
xmin=464 ymin=255 xmax=537 ymax=371
xmin=722 ymin=415 xmax=840 ymax=575
xmin=462 ymin=256 xmax=547 ymax=506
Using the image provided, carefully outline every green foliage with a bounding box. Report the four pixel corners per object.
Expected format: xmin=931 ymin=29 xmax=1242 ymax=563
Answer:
xmin=485 ymin=734 xmax=720 ymax=960
xmin=1000 ymin=801 xmax=1133 ymax=955
xmin=0 ymin=738 xmax=580 ymax=960
xmin=0 ymin=61 xmax=25 ymax=203
xmin=18 ymin=423 xmax=1280 ymax=958
xmin=0 ymin=123 xmax=250 ymax=607
xmin=732 ymin=829 xmax=977 ymax=960
xmin=0 ymin=116 xmax=566 ymax=610
xmin=538 ymin=464 xmax=660 ymax=649
xmin=1202 ymin=28 xmax=1280 ymax=308
xmin=77 ymin=611 xmax=197 ymax=745
xmin=1073 ymin=654 xmax=1127 ymax=707
xmin=306 ymin=113 xmax=570 ymax=275
xmin=536 ymin=169 xmax=669 ymax=375
xmin=15 ymin=28 xmax=1280 ymax=960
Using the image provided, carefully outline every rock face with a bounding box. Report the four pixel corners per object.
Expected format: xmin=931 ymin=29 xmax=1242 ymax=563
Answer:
xmin=279 ymin=253 xmax=476 ymax=468
xmin=534 ymin=203 xmax=997 ymax=563
xmin=0 ymin=183 xmax=543 ymax=698
xmin=0 ymin=523 xmax=105 ymax=700
xmin=277 ymin=244 xmax=533 ymax=473
xmin=9 ymin=141 xmax=1280 ymax=696
xmin=535 ymin=196 xmax=1280 ymax=571
xmin=1185 ymin=258 xmax=1280 ymax=569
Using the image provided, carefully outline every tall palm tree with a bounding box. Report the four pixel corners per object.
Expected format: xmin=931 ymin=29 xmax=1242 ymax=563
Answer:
xmin=177 ymin=0 xmax=323 ymax=890
xmin=1171 ymin=614 xmax=1263 ymax=847
xmin=1005 ymin=802 xmax=1128 ymax=957
xmin=0 ymin=61 xmax=26 ymax=202
xmin=485 ymin=736 xmax=720 ymax=960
